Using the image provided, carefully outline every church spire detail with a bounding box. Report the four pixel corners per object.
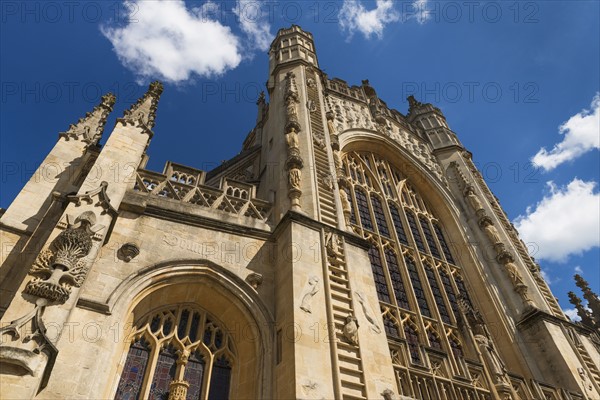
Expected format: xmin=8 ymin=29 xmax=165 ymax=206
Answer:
xmin=58 ymin=93 xmax=115 ymax=144
xmin=119 ymin=81 xmax=163 ymax=133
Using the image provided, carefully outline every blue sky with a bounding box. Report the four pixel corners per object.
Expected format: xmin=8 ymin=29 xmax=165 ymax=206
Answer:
xmin=1 ymin=0 xmax=599 ymax=318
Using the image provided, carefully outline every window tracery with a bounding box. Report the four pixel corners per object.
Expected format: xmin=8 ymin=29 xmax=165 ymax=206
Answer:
xmin=342 ymin=150 xmax=487 ymax=396
xmin=114 ymin=305 xmax=235 ymax=400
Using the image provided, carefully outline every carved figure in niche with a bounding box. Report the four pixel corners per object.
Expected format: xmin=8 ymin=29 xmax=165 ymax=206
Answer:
xmin=578 ymin=367 xmax=593 ymax=391
xmin=300 ymin=276 xmax=320 ymax=313
xmin=307 ymin=99 xmax=317 ymax=112
xmin=481 ymin=218 xmax=502 ymax=245
xmin=288 ymin=168 xmax=301 ymax=190
xmin=286 ymin=128 xmax=299 ymax=149
xmin=465 ymin=187 xmax=484 ymax=213
xmin=333 ymin=150 xmax=343 ymax=171
xmin=504 ymin=262 xmax=526 ymax=288
xmin=339 ymin=188 xmax=352 ymax=219
xmin=474 ymin=334 xmax=507 ymax=383
xmin=286 ymin=98 xmax=298 ymax=118
xmin=325 ymin=231 xmax=343 ymax=262
xmin=342 ymin=314 xmax=359 ymax=344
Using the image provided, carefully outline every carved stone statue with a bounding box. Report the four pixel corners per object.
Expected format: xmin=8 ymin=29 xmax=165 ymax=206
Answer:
xmin=342 ymin=314 xmax=359 ymax=344
xmin=355 ymin=291 xmax=381 ymax=334
xmin=474 ymin=334 xmax=507 ymax=383
xmin=300 ymin=276 xmax=320 ymax=313
xmin=333 ymin=150 xmax=343 ymax=172
xmin=481 ymin=219 xmax=502 ymax=244
xmin=504 ymin=262 xmax=526 ymax=287
xmin=286 ymin=128 xmax=299 ymax=149
xmin=339 ymin=188 xmax=352 ymax=219
xmin=381 ymin=389 xmax=397 ymax=400
xmin=465 ymin=187 xmax=484 ymax=212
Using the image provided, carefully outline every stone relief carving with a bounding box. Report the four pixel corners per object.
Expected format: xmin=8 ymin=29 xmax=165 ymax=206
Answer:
xmin=578 ymin=367 xmax=593 ymax=391
xmin=168 ymin=380 xmax=189 ymax=400
xmin=342 ymin=314 xmax=359 ymax=345
xmin=300 ymin=276 xmax=320 ymax=313
xmin=355 ymin=291 xmax=381 ymax=334
xmin=339 ymin=188 xmax=352 ymax=224
xmin=59 ymin=93 xmax=115 ymax=144
xmin=118 ymin=242 xmax=140 ymax=262
xmin=24 ymin=211 xmax=102 ymax=303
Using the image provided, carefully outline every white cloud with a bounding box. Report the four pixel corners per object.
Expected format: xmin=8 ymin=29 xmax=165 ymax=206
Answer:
xmin=574 ymin=265 xmax=583 ymax=274
xmin=101 ymin=0 xmax=242 ymax=83
xmin=235 ymin=0 xmax=273 ymax=52
xmin=540 ymin=269 xmax=552 ymax=284
xmin=339 ymin=0 xmax=400 ymax=39
xmin=563 ymin=308 xmax=582 ymax=322
xmin=532 ymin=93 xmax=600 ymax=171
xmin=513 ymin=179 xmax=600 ymax=262
xmin=409 ymin=0 xmax=431 ymax=24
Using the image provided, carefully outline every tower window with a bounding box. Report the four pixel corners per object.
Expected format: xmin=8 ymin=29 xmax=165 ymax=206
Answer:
xmin=389 ymin=203 xmax=409 ymax=245
xmin=433 ymin=224 xmax=455 ymax=264
xmin=425 ymin=265 xmax=451 ymax=324
xmin=404 ymin=323 xmax=422 ymax=364
xmin=419 ymin=216 xmax=441 ymax=259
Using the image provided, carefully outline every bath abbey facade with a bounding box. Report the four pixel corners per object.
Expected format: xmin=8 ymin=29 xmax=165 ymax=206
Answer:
xmin=1 ymin=26 xmax=599 ymax=400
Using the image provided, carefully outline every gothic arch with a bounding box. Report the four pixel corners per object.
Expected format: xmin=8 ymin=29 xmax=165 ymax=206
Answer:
xmin=103 ymin=259 xmax=274 ymax=399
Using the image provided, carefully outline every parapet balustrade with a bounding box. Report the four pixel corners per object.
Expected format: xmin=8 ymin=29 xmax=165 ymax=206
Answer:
xmin=132 ymin=169 xmax=272 ymax=222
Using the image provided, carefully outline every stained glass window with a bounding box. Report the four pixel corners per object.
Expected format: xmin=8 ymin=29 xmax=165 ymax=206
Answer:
xmin=433 ymin=224 xmax=455 ymax=264
xmin=355 ymin=189 xmax=373 ymax=231
xmin=385 ymin=250 xmax=410 ymax=310
xmin=425 ymin=266 xmax=451 ymax=324
xmin=406 ymin=211 xmax=426 ymax=252
xmin=368 ymin=247 xmax=391 ymax=303
xmin=404 ymin=324 xmax=422 ymax=364
xmin=383 ymin=314 xmax=399 ymax=338
xmin=116 ymin=306 xmax=235 ymax=400
xmin=184 ymin=351 xmax=205 ymax=400
xmin=149 ymin=345 xmax=177 ymax=400
xmin=420 ymin=216 xmax=441 ymax=259
xmin=389 ymin=203 xmax=409 ymax=245
xmin=371 ymin=194 xmax=390 ymax=237
xmin=455 ymin=277 xmax=473 ymax=309
xmin=440 ymin=269 xmax=460 ymax=318
xmin=449 ymin=337 xmax=463 ymax=359
xmin=208 ymin=356 xmax=232 ymax=400
xmin=405 ymin=256 xmax=431 ymax=317
xmin=115 ymin=338 xmax=150 ymax=400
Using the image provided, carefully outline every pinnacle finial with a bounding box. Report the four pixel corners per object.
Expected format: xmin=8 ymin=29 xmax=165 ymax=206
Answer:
xmin=148 ymin=81 xmax=163 ymax=98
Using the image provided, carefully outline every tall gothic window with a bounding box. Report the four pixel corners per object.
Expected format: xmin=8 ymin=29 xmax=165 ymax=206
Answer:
xmin=368 ymin=246 xmax=391 ymax=303
xmin=114 ymin=305 xmax=235 ymax=400
xmin=342 ymin=150 xmax=478 ymax=387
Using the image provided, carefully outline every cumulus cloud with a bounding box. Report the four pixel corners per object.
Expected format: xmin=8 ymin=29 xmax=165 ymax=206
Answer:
xmin=235 ymin=0 xmax=273 ymax=52
xmin=101 ymin=0 xmax=242 ymax=83
xmin=409 ymin=0 xmax=431 ymax=24
xmin=532 ymin=93 xmax=600 ymax=171
xmin=513 ymin=179 xmax=600 ymax=262
xmin=339 ymin=0 xmax=400 ymax=39
xmin=563 ymin=308 xmax=582 ymax=322
xmin=574 ymin=265 xmax=583 ymax=274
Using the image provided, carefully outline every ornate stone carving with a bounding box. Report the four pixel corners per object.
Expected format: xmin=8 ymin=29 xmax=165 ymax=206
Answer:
xmin=67 ymin=181 xmax=117 ymax=218
xmin=381 ymin=389 xmax=397 ymax=400
xmin=355 ymin=291 xmax=381 ymax=334
xmin=24 ymin=211 xmax=102 ymax=303
xmin=300 ymin=276 xmax=320 ymax=313
xmin=168 ymin=380 xmax=189 ymax=400
xmin=479 ymin=217 xmax=502 ymax=245
xmin=118 ymin=243 xmax=140 ymax=262
xmin=59 ymin=93 xmax=115 ymax=144
xmin=120 ymin=81 xmax=163 ymax=132
xmin=465 ymin=186 xmax=484 ymax=214
xmin=283 ymin=72 xmax=304 ymax=211
xmin=246 ymin=272 xmax=263 ymax=290
xmin=342 ymin=314 xmax=359 ymax=345
xmin=339 ymin=188 xmax=352 ymax=224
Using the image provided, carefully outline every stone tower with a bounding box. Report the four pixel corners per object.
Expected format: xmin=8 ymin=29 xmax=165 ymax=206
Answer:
xmin=1 ymin=25 xmax=599 ymax=400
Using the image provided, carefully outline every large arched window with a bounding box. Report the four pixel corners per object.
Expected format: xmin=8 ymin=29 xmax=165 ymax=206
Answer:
xmin=342 ymin=150 xmax=485 ymax=396
xmin=114 ymin=305 xmax=235 ymax=400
